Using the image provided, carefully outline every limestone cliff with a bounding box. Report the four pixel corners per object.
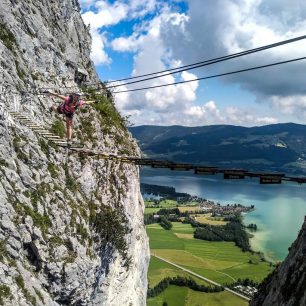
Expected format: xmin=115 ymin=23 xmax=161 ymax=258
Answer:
xmin=250 ymin=217 xmax=306 ymax=306
xmin=0 ymin=0 xmax=149 ymax=305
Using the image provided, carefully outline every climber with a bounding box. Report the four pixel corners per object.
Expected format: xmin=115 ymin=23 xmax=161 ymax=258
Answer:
xmin=46 ymin=91 xmax=94 ymax=145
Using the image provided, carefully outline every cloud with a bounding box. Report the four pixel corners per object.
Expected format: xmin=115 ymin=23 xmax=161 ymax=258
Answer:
xmin=82 ymin=1 xmax=129 ymax=29
xmin=271 ymin=95 xmax=306 ymax=118
xmin=81 ymin=0 xmax=306 ymax=126
xmin=160 ymin=0 xmax=306 ymax=99
xmin=111 ymin=1 xmax=283 ymax=127
xmin=81 ymin=0 xmax=159 ymax=64
xmin=90 ymin=29 xmax=111 ymax=65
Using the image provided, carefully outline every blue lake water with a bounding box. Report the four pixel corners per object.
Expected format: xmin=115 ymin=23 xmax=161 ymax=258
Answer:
xmin=140 ymin=167 xmax=306 ymax=261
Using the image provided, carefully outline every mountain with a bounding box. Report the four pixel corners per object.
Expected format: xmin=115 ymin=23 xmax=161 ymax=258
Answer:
xmin=250 ymin=217 xmax=306 ymax=306
xmin=0 ymin=1 xmax=148 ymax=305
xmin=130 ymin=124 xmax=306 ymax=174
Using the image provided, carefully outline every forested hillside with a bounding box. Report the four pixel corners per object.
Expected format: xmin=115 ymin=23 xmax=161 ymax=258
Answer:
xmin=130 ymin=123 xmax=306 ymax=174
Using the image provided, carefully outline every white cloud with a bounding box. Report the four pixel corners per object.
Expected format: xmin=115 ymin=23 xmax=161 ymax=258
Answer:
xmin=271 ymin=95 xmax=306 ymax=118
xmin=82 ymin=2 xmax=128 ymax=29
xmin=82 ymin=0 xmax=306 ymax=125
xmin=255 ymin=117 xmax=278 ymax=125
xmin=90 ymin=29 xmax=111 ymax=65
xmin=81 ymin=0 xmax=159 ymax=65
xmin=160 ymin=0 xmax=306 ymax=99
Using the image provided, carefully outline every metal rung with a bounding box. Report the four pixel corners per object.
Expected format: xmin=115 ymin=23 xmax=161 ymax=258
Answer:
xmin=37 ymin=132 xmax=55 ymax=135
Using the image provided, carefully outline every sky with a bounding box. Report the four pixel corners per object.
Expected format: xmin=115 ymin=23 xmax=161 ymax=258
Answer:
xmin=79 ymin=0 xmax=306 ymax=127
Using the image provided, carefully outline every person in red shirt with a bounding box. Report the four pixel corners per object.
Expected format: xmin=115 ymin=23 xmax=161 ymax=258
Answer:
xmin=47 ymin=91 xmax=93 ymax=144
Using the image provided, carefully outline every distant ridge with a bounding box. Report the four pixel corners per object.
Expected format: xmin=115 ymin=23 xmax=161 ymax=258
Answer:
xmin=130 ymin=123 xmax=306 ymax=174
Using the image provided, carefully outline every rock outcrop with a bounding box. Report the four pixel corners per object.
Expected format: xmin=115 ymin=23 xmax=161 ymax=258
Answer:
xmin=250 ymin=217 xmax=306 ymax=306
xmin=0 ymin=0 xmax=149 ymax=305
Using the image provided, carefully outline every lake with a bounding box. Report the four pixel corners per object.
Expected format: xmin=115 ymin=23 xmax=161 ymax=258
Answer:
xmin=140 ymin=167 xmax=306 ymax=261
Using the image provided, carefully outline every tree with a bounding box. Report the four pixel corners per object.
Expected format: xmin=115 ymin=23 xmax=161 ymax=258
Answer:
xmin=159 ymin=216 xmax=172 ymax=230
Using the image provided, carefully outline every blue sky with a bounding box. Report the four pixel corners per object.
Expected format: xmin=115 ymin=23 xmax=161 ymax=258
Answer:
xmin=80 ymin=0 xmax=306 ymax=126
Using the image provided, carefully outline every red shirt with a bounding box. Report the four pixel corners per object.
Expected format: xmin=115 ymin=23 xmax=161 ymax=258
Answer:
xmin=63 ymin=96 xmax=85 ymax=114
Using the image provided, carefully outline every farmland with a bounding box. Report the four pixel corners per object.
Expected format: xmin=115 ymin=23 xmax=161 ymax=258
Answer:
xmin=146 ymin=222 xmax=273 ymax=305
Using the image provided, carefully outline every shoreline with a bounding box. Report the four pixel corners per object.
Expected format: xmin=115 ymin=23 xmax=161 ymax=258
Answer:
xmin=242 ymin=212 xmax=280 ymax=263
xmin=142 ymin=182 xmax=282 ymax=263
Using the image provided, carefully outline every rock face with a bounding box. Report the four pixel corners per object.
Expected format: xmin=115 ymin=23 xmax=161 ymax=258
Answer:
xmin=250 ymin=217 xmax=306 ymax=306
xmin=0 ymin=1 xmax=149 ymax=305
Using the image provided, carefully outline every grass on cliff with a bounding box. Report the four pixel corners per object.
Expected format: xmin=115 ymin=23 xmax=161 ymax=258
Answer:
xmin=0 ymin=285 xmax=11 ymax=305
xmin=82 ymin=87 xmax=130 ymax=130
xmin=15 ymin=274 xmax=37 ymax=305
xmin=0 ymin=240 xmax=8 ymax=261
xmin=50 ymin=119 xmax=65 ymax=138
xmin=90 ymin=204 xmax=130 ymax=262
xmin=0 ymin=22 xmax=16 ymax=53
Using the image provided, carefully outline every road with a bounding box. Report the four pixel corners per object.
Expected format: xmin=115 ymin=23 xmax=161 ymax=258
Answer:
xmin=151 ymin=253 xmax=251 ymax=302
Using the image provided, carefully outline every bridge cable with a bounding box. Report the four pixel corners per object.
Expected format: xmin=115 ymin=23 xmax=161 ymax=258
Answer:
xmin=35 ymin=34 xmax=306 ymax=92
xmin=112 ymin=56 xmax=306 ymax=94
xmin=104 ymin=34 xmax=306 ymax=86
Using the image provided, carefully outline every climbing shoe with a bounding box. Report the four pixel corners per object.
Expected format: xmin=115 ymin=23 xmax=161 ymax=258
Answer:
xmin=49 ymin=106 xmax=53 ymax=114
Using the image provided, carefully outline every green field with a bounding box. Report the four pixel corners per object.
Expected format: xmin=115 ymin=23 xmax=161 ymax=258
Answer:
xmin=147 ymin=285 xmax=249 ymax=306
xmin=145 ymin=200 xmax=178 ymax=215
xmin=147 ymin=222 xmax=272 ymax=284
xmin=144 ymin=200 xmax=199 ymax=215
xmin=146 ymin=222 xmax=273 ymax=305
xmin=149 ymin=256 xmax=212 ymax=287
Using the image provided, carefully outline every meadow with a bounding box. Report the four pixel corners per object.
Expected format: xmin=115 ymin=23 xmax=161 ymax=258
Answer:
xmin=147 ymin=285 xmax=249 ymax=306
xmin=144 ymin=200 xmax=199 ymax=215
xmin=147 ymin=222 xmax=273 ymax=305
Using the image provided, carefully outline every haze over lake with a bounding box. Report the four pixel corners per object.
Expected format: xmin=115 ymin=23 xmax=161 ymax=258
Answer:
xmin=140 ymin=168 xmax=306 ymax=261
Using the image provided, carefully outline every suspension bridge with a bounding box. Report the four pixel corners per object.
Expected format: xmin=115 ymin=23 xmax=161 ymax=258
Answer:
xmin=6 ymin=110 xmax=306 ymax=186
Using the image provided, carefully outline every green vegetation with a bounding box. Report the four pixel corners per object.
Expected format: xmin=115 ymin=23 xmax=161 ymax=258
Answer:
xmin=29 ymin=183 xmax=50 ymax=209
xmin=193 ymin=218 xmax=250 ymax=251
xmin=38 ymin=139 xmax=50 ymax=157
xmin=15 ymin=60 xmax=26 ymax=81
xmin=0 ymin=240 xmax=8 ymax=261
xmin=83 ymin=87 xmax=127 ymax=130
xmin=0 ymin=285 xmax=11 ymax=304
xmin=147 ymin=223 xmax=272 ymax=284
xmin=159 ymin=216 xmax=173 ymax=230
xmin=0 ymin=22 xmax=16 ymax=53
xmin=148 ymin=256 xmax=211 ymax=287
xmin=47 ymin=163 xmax=58 ymax=178
xmin=190 ymin=214 xmax=228 ymax=226
xmin=34 ymin=288 xmax=44 ymax=303
xmin=141 ymin=183 xmax=190 ymax=200
xmin=90 ymin=204 xmax=129 ymax=259
xmin=148 ymin=276 xmax=223 ymax=298
xmin=63 ymin=164 xmax=78 ymax=192
xmin=50 ymin=119 xmax=65 ymax=138
xmin=0 ymin=158 xmax=8 ymax=168
xmin=76 ymin=223 xmax=89 ymax=244
xmin=79 ymin=116 xmax=96 ymax=141
xmin=10 ymin=191 xmax=51 ymax=239
xmin=13 ymin=136 xmax=28 ymax=162
xmin=23 ymin=206 xmax=52 ymax=237
xmin=146 ymin=221 xmax=271 ymax=305
xmin=144 ymin=199 xmax=182 ymax=215
xmin=15 ymin=274 xmax=37 ymax=305
xmin=147 ymin=285 xmax=248 ymax=306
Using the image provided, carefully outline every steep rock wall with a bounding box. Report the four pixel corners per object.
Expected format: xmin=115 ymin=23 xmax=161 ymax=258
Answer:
xmin=0 ymin=0 xmax=149 ymax=305
xmin=250 ymin=217 xmax=306 ymax=306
